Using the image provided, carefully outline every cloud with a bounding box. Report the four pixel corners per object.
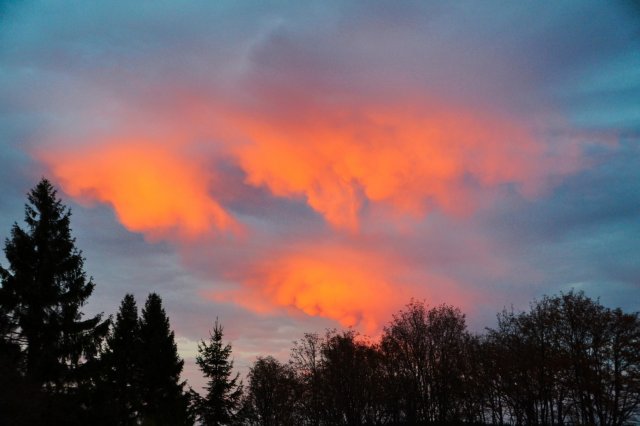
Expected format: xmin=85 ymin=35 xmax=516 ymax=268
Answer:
xmin=39 ymin=139 xmax=238 ymax=240
xmin=2 ymin=0 xmax=639 ymax=378
xmin=32 ymin=80 xmax=585 ymax=330
xmin=210 ymin=245 xmax=408 ymax=333
xmin=232 ymin=100 xmax=580 ymax=230
xmin=18 ymin=0 xmax=595 ymax=332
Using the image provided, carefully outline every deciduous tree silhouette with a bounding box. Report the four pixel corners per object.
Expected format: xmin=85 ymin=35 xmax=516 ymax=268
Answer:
xmin=290 ymin=332 xmax=325 ymax=425
xmin=195 ymin=319 xmax=243 ymax=425
xmin=320 ymin=329 xmax=386 ymax=425
xmin=244 ymin=356 xmax=299 ymax=426
xmin=381 ymin=300 xmax=472 ymax=424
xmin=487 ymin=290 xmax=640 ymax=425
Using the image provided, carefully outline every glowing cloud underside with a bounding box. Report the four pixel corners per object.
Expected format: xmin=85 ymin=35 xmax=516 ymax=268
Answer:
xmin=215 ymin=247 xmax=409 ymax=333
xmin=40 ymin=99 xmax=579 ymax=330
xmin=234 ymin=104 xmax=568 ymax=229
xmin=41 ymin=141 xmax=234 ymax=239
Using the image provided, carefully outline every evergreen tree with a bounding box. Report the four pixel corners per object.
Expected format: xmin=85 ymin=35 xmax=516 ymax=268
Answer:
xmin=0 ymin=178 xmax=109 ymax=423
xmin=196 ymin=319 xmax=243 ymax=425
xmin=139 ymin=292 xmax=191 ymax=425
xmin=0 ymin=287 xmax=42 ymax=425
xmin=102 ymin=293 xmax=143 ymax=425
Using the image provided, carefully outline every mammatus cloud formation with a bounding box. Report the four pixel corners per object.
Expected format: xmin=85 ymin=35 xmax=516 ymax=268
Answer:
xmin=2 ymin=1 xmax=638 ymax=340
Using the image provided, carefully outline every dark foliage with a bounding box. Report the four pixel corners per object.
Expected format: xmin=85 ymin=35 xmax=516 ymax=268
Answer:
xmin=100 ymin=293 xmax=144 ymax=425
xmin=244 ymin=296 xmax=640 ymax=425
xmin=138 ymin=292 xmax=191 ymax=425
xmin=289 ymin=332 xmax=324 ymax=425
xmin=243 ymin=356 xmax=299 ymax=426
xmin=484 ymin=292 xmax=640 ymax=425
xmin=196 ymin=319 xmax=243 ymax=425
xmin=0 ymin=178 xmax=109 ymax=424
xmin=320 ymin=329 xmax=386 ymax=425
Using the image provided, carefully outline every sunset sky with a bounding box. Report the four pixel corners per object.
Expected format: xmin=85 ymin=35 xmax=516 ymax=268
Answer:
xmin=1 ymin=1 xmax=639 ymax=389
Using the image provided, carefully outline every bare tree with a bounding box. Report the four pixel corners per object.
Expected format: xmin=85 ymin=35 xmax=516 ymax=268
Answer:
xmin=245 ymin=356 xmax=299 ymax=426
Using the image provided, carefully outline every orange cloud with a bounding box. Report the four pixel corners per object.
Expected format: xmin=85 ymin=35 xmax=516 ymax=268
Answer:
xmin=211 ymin=246 xmax=416 ymax=333
xmin=232 ymin=102 xmax=574 ymax=230
xmin=40 ymin=139 xmax=236 ymax=240
xmin=35 ymin=93 xmax=580 ymax=330
xmin=39 ymin=94 xmax=579 ymax=238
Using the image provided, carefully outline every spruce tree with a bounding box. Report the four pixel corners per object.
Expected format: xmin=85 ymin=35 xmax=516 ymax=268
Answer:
xmin=138 ymin=292 xmax=191 ymax=425
xmin=0 ymin=179 xmax=109 ymax=421
xmin=103 ymin=293 xmax=143 ymax=425
xmin=196 ymin=319 xmax=243 ymax=426
xmin=0 ymin=285 xmax=41 ymax=425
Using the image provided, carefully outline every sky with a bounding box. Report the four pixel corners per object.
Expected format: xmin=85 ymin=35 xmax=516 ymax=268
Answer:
xmin=1 ymin=1 xmax=639 ymax=390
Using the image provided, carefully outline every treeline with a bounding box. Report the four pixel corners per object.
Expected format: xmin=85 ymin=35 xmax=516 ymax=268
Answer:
xmin=243 ymin=297 xmax=640 ymax=426
xmin=1 ymin=179 xmax=639 ymax=425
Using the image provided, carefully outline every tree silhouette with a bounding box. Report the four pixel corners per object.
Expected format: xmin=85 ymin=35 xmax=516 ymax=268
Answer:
xmin=2 ymin=183 xmax=639 ymax=425
xmin=486 ymin=290 xmax=640 ymax=425
xmin=290 ymin=332 xmax=324 ymax=425
xmin=381 ymin=300 xmax=473 ymax=424
xmin=244 ymin=356 xmax=299 ymax=426
xmin=320 ymin=329 xmax=386 ymax=425
xmin=139 ymin=292 xmax=191 ymax=425
xmin=0 ymin=304 xmax=42 ymax=425
xmin=101 ymin=293 xmax=143 ymax=425
xmin=0 ymin=178 xmax=109 ymax=423
xmin=380 ymin=299 xmax=431 ymax=423
xmin=196 ymin=318 xmax=243 ymax=425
